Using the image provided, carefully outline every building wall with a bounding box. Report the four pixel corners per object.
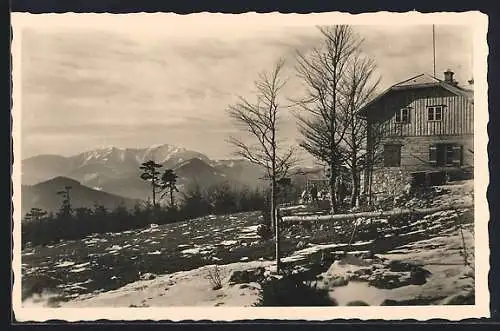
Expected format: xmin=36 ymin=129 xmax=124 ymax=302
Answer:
xmin=367 ymin=86 xmax=474 ymax=137
xmin=376 ymin=134 xmax=474 ymax=172
xmin=362 ymin=134 xmax=474 ymax=201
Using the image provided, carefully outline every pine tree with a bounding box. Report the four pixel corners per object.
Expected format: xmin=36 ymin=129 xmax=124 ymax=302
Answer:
xmin=160 ymin=169 xmax=179 ymax=208
xmin=139 ymin=160 xmax=163 ymax=207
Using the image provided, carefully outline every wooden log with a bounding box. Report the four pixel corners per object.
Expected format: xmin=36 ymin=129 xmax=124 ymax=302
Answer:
xmin=281 ymin=202 xmax=473 ymax=223
xmin=279 ymin=205 xmax=308 ymax=212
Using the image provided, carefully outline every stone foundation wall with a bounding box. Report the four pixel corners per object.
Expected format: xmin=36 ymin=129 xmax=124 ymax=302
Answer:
xmin=370 ymin=168 xmax=412 ymax=199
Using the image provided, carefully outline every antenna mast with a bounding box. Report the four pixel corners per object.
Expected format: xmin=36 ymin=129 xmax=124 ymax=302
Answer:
xmin=432 ymin=25 xmax=436 ymax=77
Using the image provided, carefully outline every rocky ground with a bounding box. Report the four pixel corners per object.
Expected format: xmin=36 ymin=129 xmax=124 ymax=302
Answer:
xmin=22 ymin=180 xmax=475 ymax=307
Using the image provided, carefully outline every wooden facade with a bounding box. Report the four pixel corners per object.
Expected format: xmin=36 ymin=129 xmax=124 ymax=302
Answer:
xmin=372 ymin=87 xmax=474 ymax=138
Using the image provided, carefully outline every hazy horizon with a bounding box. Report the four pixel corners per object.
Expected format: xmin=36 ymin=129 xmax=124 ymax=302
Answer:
xmin=19 ymin=15 xmax=473 ymax=161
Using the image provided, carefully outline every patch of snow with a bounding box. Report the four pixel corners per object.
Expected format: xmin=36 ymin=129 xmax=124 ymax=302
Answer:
xmin=70 ymin=267 xmax=89 ymax=273
xmin=106 ymin=245 xmax=123 ymax=251
xmin=240 ymin=225 xmax=259 ymax=233
xmin=181 ymin=247 xmax=202 ymax=255
xmin=219 ymin=240 xmax=238 ymax=246
xmin=147 ymin=250 xmax=162 ymax=255
xmin=55 ymin=261 xmax=75 ymax=268
xmin=73 ymin=262 xmax=91 ymax=268
xmin=238 ymin=234 xmax=261 ymax=240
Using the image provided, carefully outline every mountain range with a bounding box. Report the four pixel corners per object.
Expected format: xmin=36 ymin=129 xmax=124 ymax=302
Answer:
xmin=21 ymin=144 xmax=267 ymax=200
xmin=20 ymin=144 xmax=326 ymax=216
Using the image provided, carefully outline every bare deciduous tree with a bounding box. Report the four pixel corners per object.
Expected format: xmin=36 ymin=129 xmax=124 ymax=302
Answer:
xmin=338 ymin=51 xmax=381 ymax=208
xmin=227 ymin=59 xmax=296 ymax=229
xmin=294 ymin=25 xmax=361 ymax=213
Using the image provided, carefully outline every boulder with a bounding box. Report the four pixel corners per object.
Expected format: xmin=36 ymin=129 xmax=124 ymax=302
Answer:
xmin=228 ymin=267 xmax=266 ymax=285
xmin=368 ymin=266 xmax=430 ymax=289
xmin=296 ymin=240 xmax=307 ymax=250
xmin=361 ymin=251 xmax=375 ymax=259
xmin=328 ymin=276 xmax=349 ymax=287
xmin=139 ymin=273 xmax=156 ymax=281
xmin=352 ymin=267 xmax=373 ymax=277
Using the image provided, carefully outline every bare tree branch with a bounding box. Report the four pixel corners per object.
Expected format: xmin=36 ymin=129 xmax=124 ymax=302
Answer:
xmin=293 ymin=25 xmax=363 ymax=213
xmin=227 ymin=58 xmax=296 ymax=229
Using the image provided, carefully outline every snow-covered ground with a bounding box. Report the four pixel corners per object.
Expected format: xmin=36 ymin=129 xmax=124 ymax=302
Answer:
xmin=22 ymin=180 xmax=476 ymax=307
xmin=61 ymin=261 xmax=273 ymax=307
xmin=57 ymin=224 xmax=474 ymax=307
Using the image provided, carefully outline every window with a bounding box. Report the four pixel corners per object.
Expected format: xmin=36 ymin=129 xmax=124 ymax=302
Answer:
xmin=429 ymin=143 xmax=462 ymax=167
xmin=395 ymin=108 xmax=410 ymax=123
xmin=383 ymin=144 xmax=402 ymax=167
xmin=427 ymin=106 xmax=443 ymax=121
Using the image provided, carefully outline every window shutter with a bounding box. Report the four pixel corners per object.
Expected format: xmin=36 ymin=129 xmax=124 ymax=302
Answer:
xmin=452 ymin=145 xmax=462 ymax=167
xmin=429 ymin=145 xmax=437 ymax=165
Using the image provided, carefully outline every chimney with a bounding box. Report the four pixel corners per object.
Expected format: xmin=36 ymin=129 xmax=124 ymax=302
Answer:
xmin=444 ymin=69 xmax=457 ymax=85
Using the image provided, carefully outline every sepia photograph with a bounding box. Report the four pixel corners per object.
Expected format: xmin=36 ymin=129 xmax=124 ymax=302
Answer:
xmin=11 ymin=12 xmax=489 ymax=321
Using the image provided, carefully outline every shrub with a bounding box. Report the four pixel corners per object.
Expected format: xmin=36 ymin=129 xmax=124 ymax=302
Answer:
xmin=207 ymin=265 xmax=223 ymax=290
xmin=254 ymin=276 xmax=337 ymax=306
xmin=346 ymin=300 xmax=370 ymax=306
xmin=256 ymin=223 xmax=273 ymax=241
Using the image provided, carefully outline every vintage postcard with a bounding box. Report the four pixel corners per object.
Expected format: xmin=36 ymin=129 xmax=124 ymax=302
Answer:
xmin=11 ymin=11 xmax=489 ymax=321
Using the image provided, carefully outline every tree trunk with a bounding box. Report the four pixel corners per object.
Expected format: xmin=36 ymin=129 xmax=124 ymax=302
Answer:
xmin=367 ymin=164 xmax=373 ymax=206
xmin=329 ymin=166 xmax=337 ymax=214
xmin=351 ymin=170 xmax=359 ymax=208
xmin=270 ymin=176 xmax=276 ymax=230
xmin=152 ymin=179 xmax=156 ymax=208
xmin=170 ymin=187 xmax=174 ymax=208
xmin=274 ymin=207 xmax=281 ymax=273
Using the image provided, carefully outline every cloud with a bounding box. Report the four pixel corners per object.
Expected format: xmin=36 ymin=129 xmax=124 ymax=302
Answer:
xmin=19 ymin=23 xmax=473 ymax=160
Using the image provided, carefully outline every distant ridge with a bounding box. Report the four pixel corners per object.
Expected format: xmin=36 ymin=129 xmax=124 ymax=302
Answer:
xmin=21 ymin=176 xmax=141 ymax=216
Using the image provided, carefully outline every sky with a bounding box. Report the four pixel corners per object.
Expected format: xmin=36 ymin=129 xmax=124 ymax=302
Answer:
xmin=16 ymin=14 xmax=474 ymax=161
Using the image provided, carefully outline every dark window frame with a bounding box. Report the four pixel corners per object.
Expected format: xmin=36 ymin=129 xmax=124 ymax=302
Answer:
xmin=395 ymin=108 xmax=410 ymax=124
xmin=427 ymin=105 xmax=443 ymax=122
